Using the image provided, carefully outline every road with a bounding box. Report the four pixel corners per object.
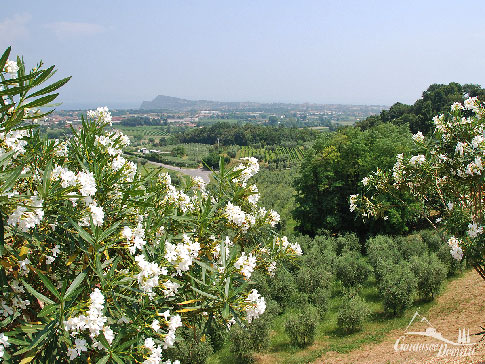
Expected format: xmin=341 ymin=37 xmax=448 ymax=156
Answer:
xmin=149 ymin=162 xmax=212 ymax=184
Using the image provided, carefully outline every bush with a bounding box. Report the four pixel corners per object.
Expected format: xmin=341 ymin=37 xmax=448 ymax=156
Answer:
xmin=310 ymin=287 xmax=330 ymax=317
xmin=337 ymin=293 xmax=370 ymax=334
xmin=284 ymin=305 xmax=319 ymax=348
xmin=396 ymin=234 xmax=427 ymax=260
xmin=229 ymin=314 xmax=272 ymax=364
xmin=335 ymin=233 xmax=361 ymax=255
xmin=366 ymin=235 xmax=401 ymax=280
xmin=165 ymin=328 xmax=213 ymax=364
xmin=437 ymin=242 xmax=465 ymax=276
xmin=335 ymin=251 xmax=371 ymax=287
xmin=297 ymin=265 xmax=333 ymax=294
xmin=268 ymin=267 xmax=298 ymax=308
xmin=410 ymin=253 xmax=447 ymax=300
xmin=379 ymin=262 xmax=417 ymax=316
xmin=419 ymin=229 xmax=443 ymax=253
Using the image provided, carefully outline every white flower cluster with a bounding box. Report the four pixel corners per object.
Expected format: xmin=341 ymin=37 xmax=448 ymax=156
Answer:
xmin=64 ymin=289 xmax=113 ymax=359
xmin=225 ymin=202 xmax=255 ymax=232
xmin=349 ymin=194 xmax=358 ymax=212
xmin=95 ymin=129 xmax=130 ymax=156
xmin=467 ymin=222 xmax=483 ymax=238
xmin=164 ymin=234 xmax=200 ymax=275
xmin=409 ymin=154 xmax=425 ymax=166
xmin=46 ymin=245 xmax=60 ymax=265
xmin=161 ymin=175 xmax=196 ymax=213
xmin=144 ymin=312 xmax=183 ymax=363
xmin=0 ymin=333 xmax=10 ymax=359
xmin=7 ymin=195 xmax=44 ymax=232
xmin=275 ymin=236 xmax=302 ymax=256
xmin=412 ymin=131 xmax=425 ymax=143
xmin=234 ymin=252 xmax=257 ymax=279
xmin=4 ymin=60 xmax=18 ymax=75
xmin=447 ymin=236 xmax=464 ymax=261
xmin=122 ymin=224 xmax=147 ymax=254
xmin=233 ymin=157 xmax=260 ymax=187
xmin=247 ymin=184 xmax=260 ymax=205
xmin=0 ymin=129 xmax=28 ymax=157
xmin=245 ymin=289 xmax=266 ymax=323
xmin=88 ymin=107 xmax=113 ymax=126
xmin=135 ymin=254 xmax=166 ymax=299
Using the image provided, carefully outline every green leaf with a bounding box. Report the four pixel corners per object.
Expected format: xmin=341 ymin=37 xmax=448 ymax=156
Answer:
xmin=69 ymin=219 xmax=94 ymax=245
xmin=111 ymin=353 xmax=125 ymax=364
xmin=20 ymin=93 xmax=58 ymax=109
xmin=0 ymin=47 xmax=11 ymax=73
xmin=191 ymin=286 xmax=218 ymax=300
xmin=21 ymin=280 xmax=55 ymax=305
xmin=98 ymin=221 xmax=121 ymax=242
xmin=33 ymin=268 xmax=61 ymax=300
xmin=27 ymin=76 xmax=71 ymax=98
xmin=97 ymin=355 xmax=110 ymax=364
xmin=193 ymin=259 xmax=217 ymax=273
xmin=64 ymin=272 xmax=86 ymax=300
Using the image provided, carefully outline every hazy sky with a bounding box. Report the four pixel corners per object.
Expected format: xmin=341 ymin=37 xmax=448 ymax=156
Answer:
xmin=2 ymin=1 xmax=485 ymax=108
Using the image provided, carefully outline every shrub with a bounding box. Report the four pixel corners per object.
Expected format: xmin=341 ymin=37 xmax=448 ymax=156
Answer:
xmin=396 ymin=234 xmax=427 ymax=260
xmin=335 ymin=233 xmax=361 ymax=255
xmin=337 ymin=293 xmax=370 ymax=334
xmin=284 ymin=305 xmax=319 ymax=348
xmin=165 ymin=328 xmax=213 ymax=364
xmin=410 ymin=253 xmax=447 ymax=300
xmin=310 ymin=287 xmax=330 ymax=317
xmin=297 ymin=265 xmax=333 ymax=294
xmin=437 ymin=242 xmax=465 ymax=276
xmin=335 ymin=251 xmax=371 ymax=287
xmin=419 ymin=229 xmax=443 ymax=253
xmin=379 ymin=262 xmax=417 ymax=316
xmin=229 ymin=314 xmax=272 ymax=364
xmin=268 ymin=267 xmax=298 ymax=308
xmin=366 ymin=235 xmax=401 ymax=280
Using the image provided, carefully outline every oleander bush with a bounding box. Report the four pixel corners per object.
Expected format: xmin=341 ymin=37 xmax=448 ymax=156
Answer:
xmin=0 ymin=47 xmax=302 ymax=363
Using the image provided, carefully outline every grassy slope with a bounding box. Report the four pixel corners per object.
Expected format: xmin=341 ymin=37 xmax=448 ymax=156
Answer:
xmin=208 ymin=272 xmax=471 ymax=364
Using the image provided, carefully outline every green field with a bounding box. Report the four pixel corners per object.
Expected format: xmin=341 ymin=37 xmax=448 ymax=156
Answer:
xmin=237 ymin=146 xmax=304 ymax=163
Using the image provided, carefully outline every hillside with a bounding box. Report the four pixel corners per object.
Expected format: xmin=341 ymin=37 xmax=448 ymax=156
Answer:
xmin=139 ymin=95 xmax=386 ymax=112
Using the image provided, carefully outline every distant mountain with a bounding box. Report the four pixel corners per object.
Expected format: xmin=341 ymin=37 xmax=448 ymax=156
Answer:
xmin=140 ymin=95 xmax=386 ymax=112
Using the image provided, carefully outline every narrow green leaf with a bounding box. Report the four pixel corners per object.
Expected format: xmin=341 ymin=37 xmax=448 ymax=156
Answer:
xmin=98 ymin=221 xmax=121 ymax=242
xmin=111 ymin=353 xmax=125 ymax=364
xmin=191 ymin=286 xmax=218 ymax=300
xmin=97 ymin=355 xmax=110 ymax=364
xmin=0 ymin=47 xmax=11 ymax=73
xmin=33 ymin=268 xmax=61 ymax=300
xmin=64 ymin=272 xmax=86 ymax=300
xmin=20 ymin=93 xmax=58 ymax=109
xmin=27 ymin=76 xmax=71 ymax=98
xmin=69 ymin=219 xmax=94 ymax=244
xmin=21 ymin=280 xmax=55 ymax=305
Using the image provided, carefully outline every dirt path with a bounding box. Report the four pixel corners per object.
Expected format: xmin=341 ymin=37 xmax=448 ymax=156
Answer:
xmin=313 ymin=271 xmax=485 ymax=364
xmin=149 ymin=162 xmax=212 ymax=184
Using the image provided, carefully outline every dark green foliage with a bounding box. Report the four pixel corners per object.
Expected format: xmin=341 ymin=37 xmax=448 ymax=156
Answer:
xmin=335 ymin=233 xmax=361 ymax=255
xmin=284 ymin=305 xmax=319 ymax=348
xmin=171 ymin=144 xmax=186 ymax=157
xmin=206 ymin=319 xmax=228 ymax=352
xmin=179 ymin=121 xmax=316 ymax=146
xmin=229 ymin=315 xmax=272 ymax=364
xmin=296 ymin=265 xmax=332 ymax=294
xmin=378 ymin=263 xmax=417 ymax=316
xmin=337 ymin=293 xmax=370 ymax=334
xmin=202 ymin=152 xmax=230 ymax=170
xmin=410 ymin=253 xmax=447 ymax=300
xmin=165 ymin=328 xmax=214 ymax=364
xmin=335 ymin=250 xmax=371 ymax=287
xmin=357 ymin=83 xmax=485 ymax=134
xmin=293 ymin=124 xmax=417 ymax=237
xmin=396 ymin=234 xmax=427 ymax=260
xmin=419 ymin=229 xmax=443 ymax=253
xmin=366 ymin=235 xmax=401 ymax=280
xmin=310 ymin=287 xmax=330 ymax=316
xmin=267 ymin=267 xmax=298 ymax=308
